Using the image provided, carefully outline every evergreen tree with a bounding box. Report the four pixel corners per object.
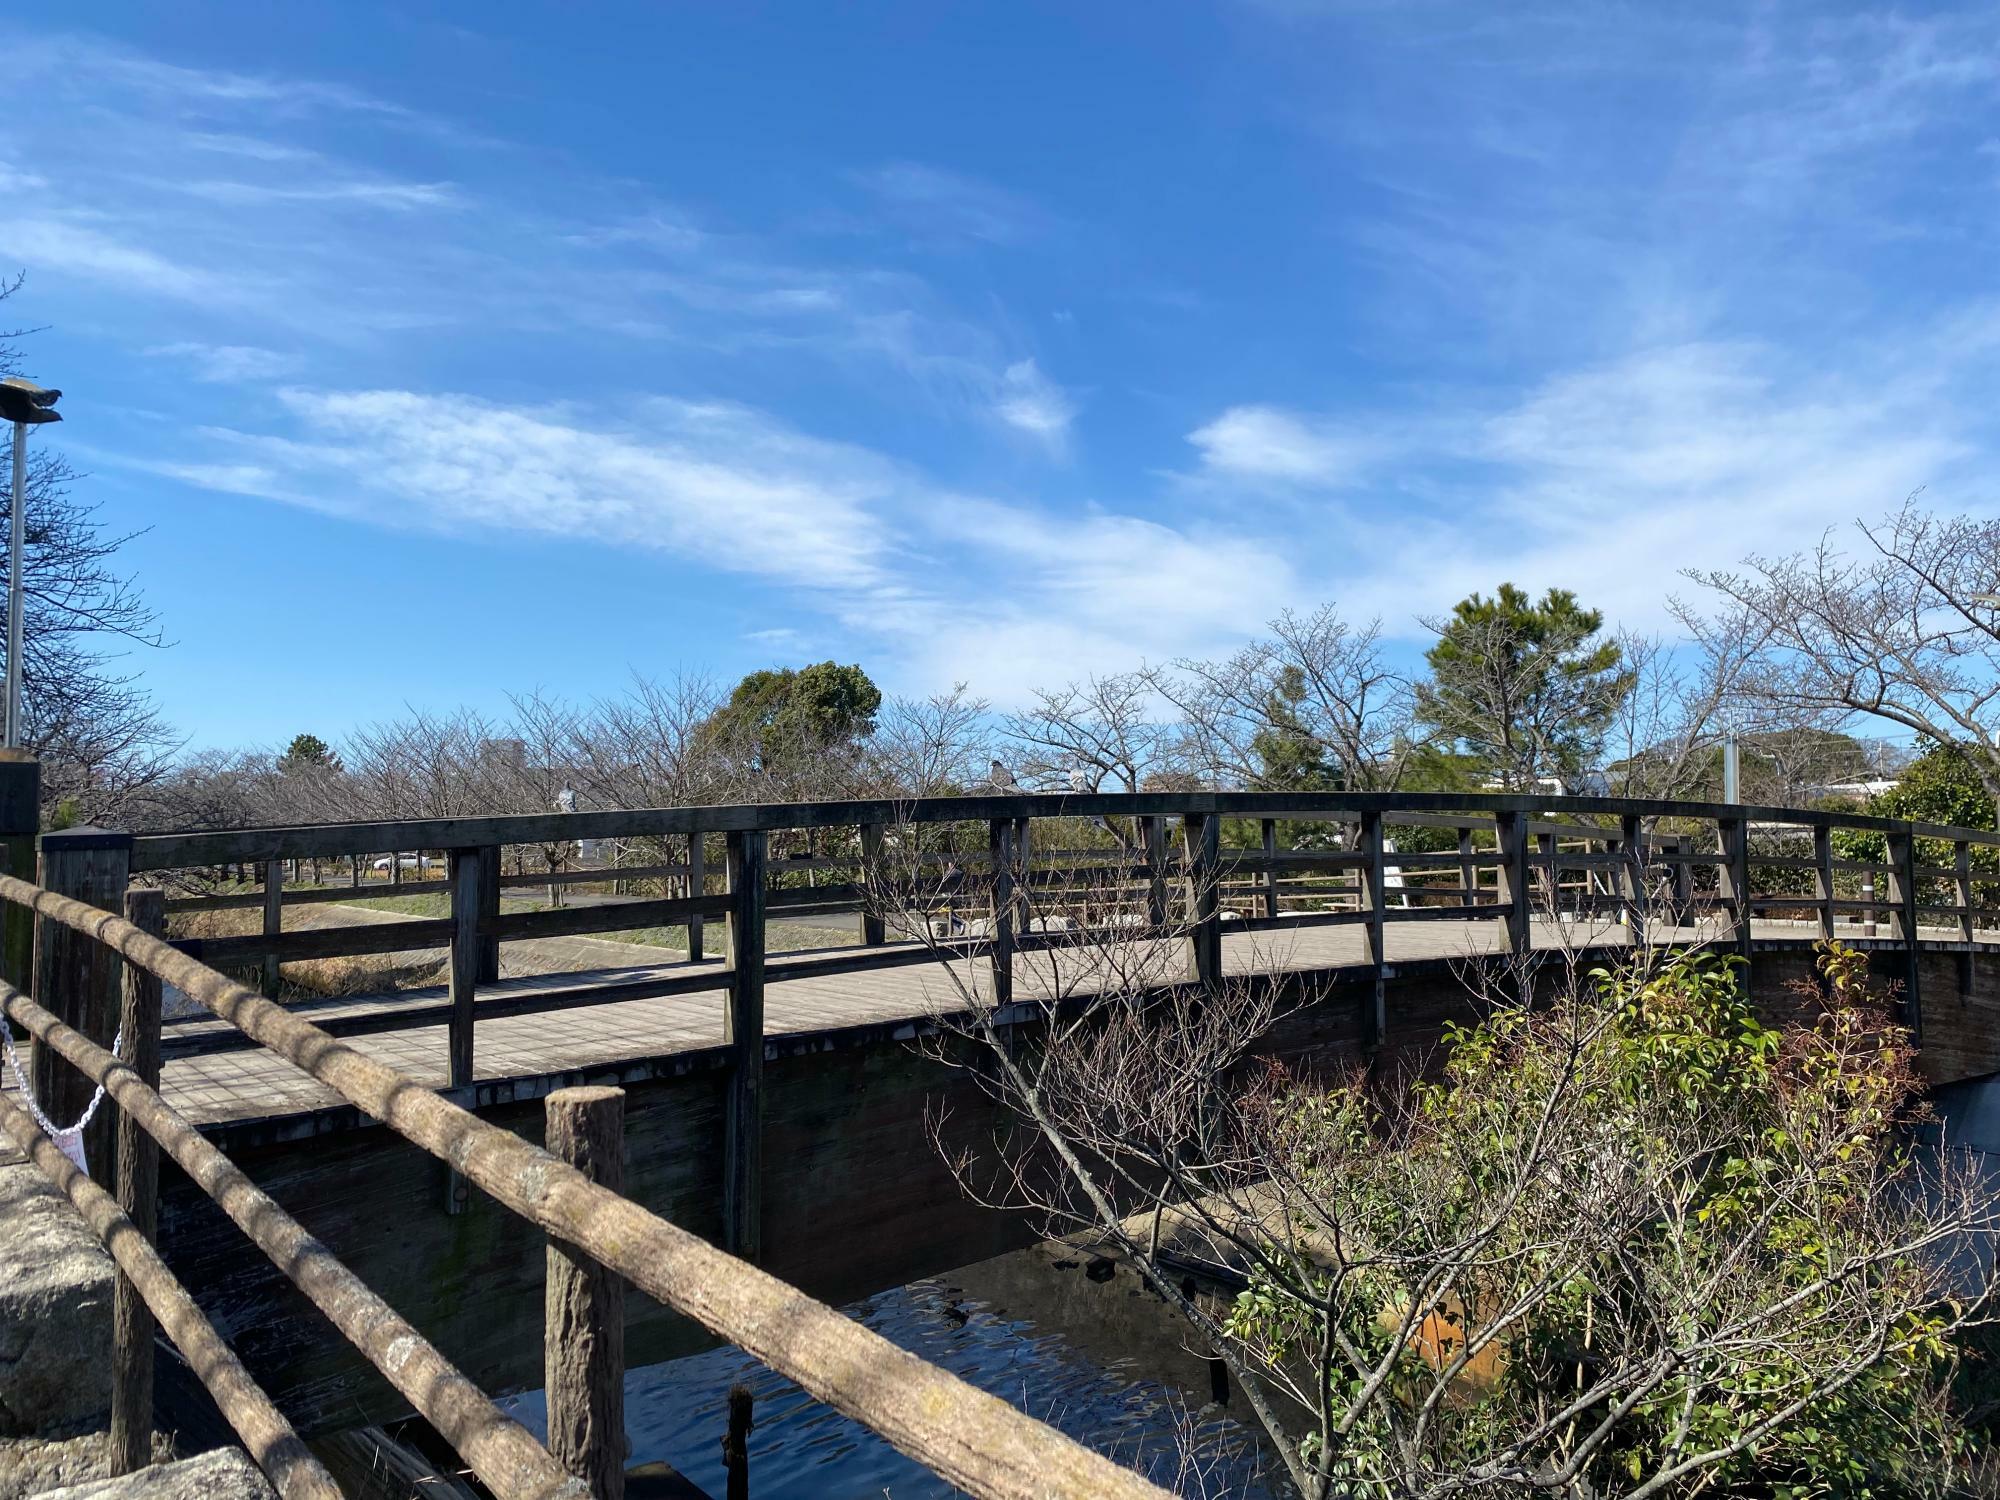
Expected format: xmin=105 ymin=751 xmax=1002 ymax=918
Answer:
xmin=1416 ymin=584 xmax=1632 ymax=790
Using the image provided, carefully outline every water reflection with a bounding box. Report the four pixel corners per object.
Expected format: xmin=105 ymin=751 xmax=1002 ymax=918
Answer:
xmin=503 ymin=1243 xmax=1283 ymax=1497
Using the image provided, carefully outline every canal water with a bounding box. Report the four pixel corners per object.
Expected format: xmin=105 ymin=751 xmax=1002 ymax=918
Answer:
xmin=500 ymin=1242 xmax=1285 ymax=1498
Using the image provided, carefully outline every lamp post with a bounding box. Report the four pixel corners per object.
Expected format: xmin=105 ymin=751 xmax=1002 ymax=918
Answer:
xmin=0 ymin=378 xmax=62 ymax=751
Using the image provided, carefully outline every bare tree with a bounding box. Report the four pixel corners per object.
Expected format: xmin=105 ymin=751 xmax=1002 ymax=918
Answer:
xmin=1003 ymin=672 xmax=1187 ymax=792
xmin=1693 ymin=499 xmax=2000 ymax=802
xmin=869 ymin=682 xmax=991 ymax=795
xmin=1160 ymin=606 xmax=1419 ymax=791
xmin=1 ymin=276 xmax=174 ymax=824
xmin=863 ymin=840 xmax=1999 ymax=1499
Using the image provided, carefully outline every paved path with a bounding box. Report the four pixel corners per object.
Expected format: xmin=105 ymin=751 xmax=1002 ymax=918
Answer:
xmin=152 ymin=907 xmax=1839 ymax=1128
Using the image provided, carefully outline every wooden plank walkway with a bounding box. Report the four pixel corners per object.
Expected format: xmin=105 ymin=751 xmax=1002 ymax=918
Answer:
xmin=148 ymin=908 xmax=1901 ymax=1129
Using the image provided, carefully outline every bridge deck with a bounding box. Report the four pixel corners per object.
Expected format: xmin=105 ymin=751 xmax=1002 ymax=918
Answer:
xmin=138 ymin=911 xmax=1947 ymax=1130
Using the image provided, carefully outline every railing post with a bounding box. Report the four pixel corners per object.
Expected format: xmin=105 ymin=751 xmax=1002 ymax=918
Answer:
xmin=724 ymin=829 xmax=766 ymax=1260
xmin=32 ymin=827 xmax=131 ymax=1190
xmin=477 ymin=844 xmax=501 ymax=984
xmin=1457 ymin=824 xmax=1477 ymax=906
xmin=1260 ymin=818 xmax=1279 ymax=920
xmin=858 ymin=822 xmax=886 ymax=946
xmin=1717 ymin=816 xmax=1752 ymax=974
xmin=544 ymin=1086 xmax=627 ymax=1500
xmin=444 ymin=846 xmax=490 ymax=1213
xmin=1815 ymin=825 xmax=1837 ymax=942
xmin=447 ymin=848 xmax=489 ymax=1092
xmin=0 ymin=752 xmax=37 ymax=992
xmin=1956 ymin=839 xmax=1975 ymax=944
xmin=1358 ymin=809 xmax=1387 ymax=1044
xmin=110 ymin=886 xmax=163 ymax=1476
xmin=261 ymin=858 xmax=284 ymax=998
xmin=1140 ymin=816 xmax=1168 ymax=929
xmin=1536 ymin=831 xmax=1557 ymax=914
xmin=986 ymin=819 xmax=1015 ymax=1006
xmin=687 ymin=832 xmax=707 ymax=963
xmin=1618 ymin=814 xmax=1648 ymax=944
xmin=1885 ymin=826 xmax=1922 ymax=1037
xmin=1494 ymin=811 xmax=1531 ymax=959
xmin=1184 ymin=812 xmax=1222 ymax=991
xmin=724 ymin=1384 xmax=754 ymax=1500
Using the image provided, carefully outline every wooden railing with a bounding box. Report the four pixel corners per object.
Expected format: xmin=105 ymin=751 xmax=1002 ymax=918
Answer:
xmin=0 ymin=875 xmax=1176 ymax=1500
xmin=10 ymin=779 xmax=1999 ymax=1495
xmin=84 ymin=790 xmax=1995 ymax=1244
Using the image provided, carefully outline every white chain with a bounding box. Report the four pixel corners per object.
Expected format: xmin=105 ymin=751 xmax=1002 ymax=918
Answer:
xmin=2 ymin=1018 xmax=125 ymax=1173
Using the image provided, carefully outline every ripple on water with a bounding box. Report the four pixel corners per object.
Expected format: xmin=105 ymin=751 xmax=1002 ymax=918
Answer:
xmin=503 ymin=1273 xmax=1282 ymax=1498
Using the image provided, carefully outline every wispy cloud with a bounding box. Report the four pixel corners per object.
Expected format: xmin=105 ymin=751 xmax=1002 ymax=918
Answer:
xmin=847 ymin=162 xmax=1050 ymax=246
xmin=1187 ymin=405 xmax=1385 ymax=485
xmin=992 ymin=360 xmax=1076 ymax=449
xmin=144 ymin=343 xmax=299 ymax=383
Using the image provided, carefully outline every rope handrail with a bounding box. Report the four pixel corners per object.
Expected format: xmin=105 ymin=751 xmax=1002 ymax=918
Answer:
xmin=0 ymin=873 xmax=1177 ymax=1500
xmin=0 ymin=1090 xmax=339 ymax=1500
xmin=0 ymin=979 xmax=587 ymax=1500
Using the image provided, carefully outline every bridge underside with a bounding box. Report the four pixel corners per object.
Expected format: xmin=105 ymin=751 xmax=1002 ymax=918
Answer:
xmin=152 ymin=924 xmax=2000 ymax=1435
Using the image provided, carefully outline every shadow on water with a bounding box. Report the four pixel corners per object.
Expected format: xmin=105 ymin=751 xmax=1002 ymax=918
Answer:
xmin=501 ymin=1241 xmax=1287 ymax=1498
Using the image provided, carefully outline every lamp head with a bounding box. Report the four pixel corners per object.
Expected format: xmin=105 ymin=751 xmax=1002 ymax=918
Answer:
xmin=0 ymin=378 xmax=61 ymax=425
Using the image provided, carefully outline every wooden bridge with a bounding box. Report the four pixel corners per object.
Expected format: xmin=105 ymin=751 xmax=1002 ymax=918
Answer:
xmin=7 ymin=758 xmax=2000 ymax=1494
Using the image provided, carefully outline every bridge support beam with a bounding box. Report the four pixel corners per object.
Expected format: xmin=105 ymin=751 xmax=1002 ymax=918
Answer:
xmin=1717 ymin=816 xmax=1752 ymax=978
xmin=986 ymin=819 xmax=1015 ymax=1006
xmin=1494 ymin=811 xmax=1531 ymax=962
xmin=724 ymin=829 xmax=766 ymax=1260
xmin=1357 ymin=809 xmax=1387 ymax=1046
xmin=1183 ymin=813 xmax=1220 ymax=993
xmin=1886 ymin=828 xmax=1922 ymax=1038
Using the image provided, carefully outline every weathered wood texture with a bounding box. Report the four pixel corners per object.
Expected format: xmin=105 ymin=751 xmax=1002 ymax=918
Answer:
xmin=0 ymin=753 xmax=37 ymax=991
xmin=32 ymin=828 xmax=131 ymax=1187
xmin=544 ymin=1087 xmax=626 ymax=1500
xmin=111 ymin=887 xmax=164 ymax=1475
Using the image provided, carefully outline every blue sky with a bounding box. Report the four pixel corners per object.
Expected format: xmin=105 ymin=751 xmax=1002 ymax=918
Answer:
xmin=4 ymin=3 xmax=1998 ymax=748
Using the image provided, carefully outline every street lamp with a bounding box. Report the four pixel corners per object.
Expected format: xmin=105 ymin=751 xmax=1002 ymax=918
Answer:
xmin=0 ymin=378 xmax=61 ymax=751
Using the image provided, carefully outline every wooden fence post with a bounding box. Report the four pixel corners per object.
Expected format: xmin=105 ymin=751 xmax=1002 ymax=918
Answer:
xmin=545 ymin=1086 xmax=626 ymax=1500
xmin=33 ymin=828 xmax=131 ymax=1190
xmin=1140 ymin=816 xmax=1168 ymax=929
xmin=858 ymin=822 xmax=885 ymax=946
xmin=1956 ymin=839 xmax=1975 ymax=944
xmin=1457 ymin=824 xmax=1477 ymax=906
xmin=477 ymin=845 xmax=501 ymax=984
xmin=1885 ymin=826 xmax=1922 ymax=1037
xmin=447 ymin=849 xmax=486 ymax=1093
xmin=1815 ymin=825 xmax=1837 ymax=942
xmin=261 ymin=859 xmax=284 ymax=998
xmin=1717 ymin=816 xmax=1752 ymax=976
xmin=1260 ymin=819 xmax=1279 ymax=920
xmin=687 ymin=833 xmax=706 ymax=963
xmin=986 ymin=819 xmax=1015 ymax=1006
xmin=444 ymin=847 xmax=491 ymax=1213
xmin=1536 ymin=831 xmax=1557 ymax=913
xmin=1184 ymin=813 xmax=1221 ymax=992
xmin=723 ymin=1385 xmax=753 ymax=1500
xmin=0 ymin=753 xmax=37 ymax=992
xmin=724 ymin=829 xmax=766 ymax=1260
xmin=1357 ymin=809 xmax=1387 ymax=1045
xmin=1618 ymin=814 xmax=1648 ymax=944
xmin=110 ymin=886 xmax=163 ymax=1475
xmin=1494 ymin=811 xmax=1531 ymax=960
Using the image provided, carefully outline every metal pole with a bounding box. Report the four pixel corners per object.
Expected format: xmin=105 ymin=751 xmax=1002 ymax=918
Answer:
xmin=7 ymin=420 xmax=24 ymax=750
xmin=1722 ymin=732 xmax=1739 ymax=804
